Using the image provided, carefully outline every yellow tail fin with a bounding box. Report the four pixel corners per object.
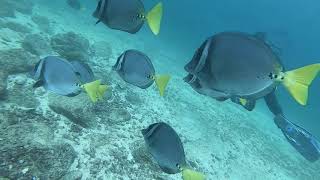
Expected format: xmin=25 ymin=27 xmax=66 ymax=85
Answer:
xmin=146 ymin=2 xmax=163 ymax=35
xmin=182 ymin=168 xmax=205 ymax=180
xmin=282 ymin=63 xmax=320 ymax=105
xmin=82 ymin=80 xmax=108 ymax=102
xmin=154 ymin=74 xmax=170 ymax=96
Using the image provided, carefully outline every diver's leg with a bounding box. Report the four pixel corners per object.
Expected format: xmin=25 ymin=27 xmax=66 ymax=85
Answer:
xmin=264 ymin=91 xmax=320 ymax=162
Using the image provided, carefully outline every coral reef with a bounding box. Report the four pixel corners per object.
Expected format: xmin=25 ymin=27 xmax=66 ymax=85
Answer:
xmin=31 ymin=15 xmax=52 ymax=34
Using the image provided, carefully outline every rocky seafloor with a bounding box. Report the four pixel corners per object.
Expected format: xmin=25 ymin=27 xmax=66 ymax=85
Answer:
xmin=0 ymin=1 xmax=320 ymax=179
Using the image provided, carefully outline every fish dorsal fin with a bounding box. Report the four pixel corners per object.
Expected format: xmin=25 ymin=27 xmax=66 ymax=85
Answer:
xmin=33 ymin=59 xmax=45 ymax=79
xmin=282 ymin=63 xmax=320 ymax=105
xmin=194 ymin=38 xmax=211 ymax=74
xmin=146 ymin=2 xmax=163 ymax=35
xmin=82 ymin=80 xmax=108 ymax=102
xmin=154 ymin=74 xmax=170 ymax=96
xmin=181 ymin=168 xmax=205 ymax=180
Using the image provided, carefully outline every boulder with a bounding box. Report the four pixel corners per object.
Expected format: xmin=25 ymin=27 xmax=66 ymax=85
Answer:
xmin=51 ymin=32 xmax=90 ymax=62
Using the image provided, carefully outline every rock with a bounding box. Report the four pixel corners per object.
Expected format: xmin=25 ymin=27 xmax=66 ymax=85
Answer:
xmin=0 ymin=0 xmax=34 ymax=18
xmin=31 ymin=15 xmax=52 ymax=34
xmin=125 ymin=91 xmax=142 ymax=105
xmin=0 ymin=1 xmax=15 ymax=18
xmin=0 ymin=103 xmax=75 ymax=179
xmin=109 ymin=108 xmax=132 ymax=124
xmin=0 ymin=49 xmax=38 ymax=97
xmin=61 ymin=170 xmax=82 ymax=180
xmin=6 ymin=74 xmax=39 ymax=108
xmin=0 ymin=103 xmax=58 ymax=131
xmin=0 ymin=21 xmax=31 ymax=34
xmin=0 ymin=72 xmax=7 ymax=100
xmin=48 ymin=93 xmax=97 ymax=128
xmin=0 ymin=49 xmax=38 ymax=75
xmin=0 ymin=143 xmax=76 ymax=179
xmin=22 ymin=34 xmax=52 ymax=56
xmin=51 ymin=32 xmax=90 ymax=62
xmin=12 ymin=0 xmax=34 ymax=15
xmin=90 ymin=41 xmax=113 ymax=61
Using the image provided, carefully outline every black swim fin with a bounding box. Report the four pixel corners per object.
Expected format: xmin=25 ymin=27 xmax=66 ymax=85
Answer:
xmin=274 ymin=115 xmax=320 ymax=162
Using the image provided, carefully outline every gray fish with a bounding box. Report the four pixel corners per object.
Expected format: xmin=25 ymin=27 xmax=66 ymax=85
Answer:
xmin=113 ymin=50 xmax=155 ymax=89
xmin=184 ymin=32 xmax=319 ymax=105
xmin=141 ymin=122 xmax=186 ymax=174
xmin=184 ymin=31 xmax=320 ymax=162
xmin=31 ymin=56 xmax=82 ymax=96
xmin=93 ymin=0 xmax=163 ymax=35
xmin=113 ymin=49 xmax=170 ymax=96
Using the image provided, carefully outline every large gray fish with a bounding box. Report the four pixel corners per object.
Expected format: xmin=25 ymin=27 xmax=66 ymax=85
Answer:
xmin=31 ymin=56 xmax=82 ymax=96
xmin=184 ymin=31 xmax=320 ymax=162
xmin=141 ymin=122 xmax=205 ymax=180
xmin=92 ymin=0 xmax=163 ymax=35
xmin=113 ymin=49 xmax=170 ymax=96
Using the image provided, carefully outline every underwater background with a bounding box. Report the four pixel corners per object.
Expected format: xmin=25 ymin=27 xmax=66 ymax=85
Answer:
xmin=0 ymin=0 xmax=319 ymax=179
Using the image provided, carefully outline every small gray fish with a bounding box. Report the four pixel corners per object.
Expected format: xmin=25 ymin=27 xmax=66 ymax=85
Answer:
xmin=113 ymin=50 xmax=171 ymax=96
xmin=92 ymin=0 xmax=163 ymax=35
xmin=141 ymin=122 xmax=186 ymax=174
xmin=31 ymin=56 xmax=82 ymax=96
xmin=113 ymin=50 xmax=155 ymax=89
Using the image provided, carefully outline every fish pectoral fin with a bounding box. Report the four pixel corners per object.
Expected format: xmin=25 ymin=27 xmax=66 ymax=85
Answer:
xmin=82 ymin=80 xmax=107 ymax=102
xmin=33 ymin=80 xmax=44 ymax=88
xmin=282 ymin=63 xmax=320 ymax=105
xmin=146 ymin=2 xmax=163 ymax=35
xmin=182 ymin=168 xmax=205 ymax=180
xmin=155 ymin=74 xmax=170 ymax=97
